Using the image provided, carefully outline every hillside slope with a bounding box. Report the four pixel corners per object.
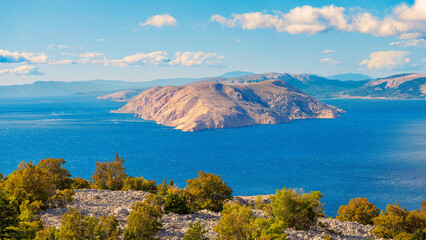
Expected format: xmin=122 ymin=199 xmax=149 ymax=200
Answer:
xmin=115 ymin=80 xmax=343 ymax=132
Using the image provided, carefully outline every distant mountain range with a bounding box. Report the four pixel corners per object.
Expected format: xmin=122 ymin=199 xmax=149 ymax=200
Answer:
xmin=327 ymin=73 xmax=371 ymax=81
xmin=1 ymin=71 xmax=425 ymax=99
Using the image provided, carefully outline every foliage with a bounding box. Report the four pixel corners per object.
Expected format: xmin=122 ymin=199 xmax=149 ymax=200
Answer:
xmin=70 ymin=177 xmax=91 ymax=189
xmin=255 ymin=195 xmax=273 ymax=217
xmin=123 ymin=196 xmax=164 ymax=240
xmin=35 ymin=226 xmax=58 ymax=240
xmin=184 ymin=171 xmax=233 ymax=212
xmin=53 ymin=208 xmax=120 ymax=240
xmin=336 ymin=198 xmax=379 ymax=225
xmin=5 ymin=200 xmax=44 ymax=240
xmin=323 ymin=235 xmax=334 ymax=240
xmin=36 ymin=158 xmax=72 ymax=190
xmin=122 ymin=176 xmax=157 ymax=193
xmin=409 ymin=229 xmax=426 ymax=240
xmin=164 ymin=193 xmax=191 ymax=214
xmin=372 ymin=202 xmax=426 ymax=239
xmin=48 ymin=189 xmax=75 ymax=208
xmin=214 ymin=203 xmax=286 ymax=240
xmin=0 ymin=161 xmax=57 ymax=207
xmin=0 ymin=192 xmax=19 ymax=239
xmin=271 ymin=188 xmax=324 ymax=230
xmin=183 ymin=222 xmax=209 ymax=240
xmin=92 ymin=153 xmax=128 ymax=190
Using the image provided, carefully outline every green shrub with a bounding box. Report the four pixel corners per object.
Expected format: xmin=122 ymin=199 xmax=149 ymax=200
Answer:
xmin=324 ymin=234 xmax=334 ymax=240
xmin=372 ymin=202 xmax=426 ymax=239
xmin=164 ymin=193 xmax=190 ymax=214
xmin=409 ymin=229 xmax=426 ymax=240
xmin=6 ymin=200 xmax=44 ymax=239
xmin=184 ymin=171 xmax=232 ymax=212
xmin=271 ymin=188 xmax=324 ymax=230
xmin=214 ymin=203 xmax=287 ymax=240
xmin=70 ymin=177 xmax=91 ymax=189
xmin=183 ymin=222 xmax=209 ymax=240
xmin=123 ymin=196 xmax=164 ymax=240
xmin=92 ymin=153 xmax=128 ymax=190
xmin=49 ymin=189 xmax=75 ymax=208
xmin=336 ymin=198 xmax=379 ymax=225
xmin=35 ymin=226 xmax=58 ymax=240
xmin=122 ymin=176 xmax=157 ymax=193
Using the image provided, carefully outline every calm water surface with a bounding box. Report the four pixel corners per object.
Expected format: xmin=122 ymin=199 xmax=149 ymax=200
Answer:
xmin=0 ymin=97 xmax=425 ymax=215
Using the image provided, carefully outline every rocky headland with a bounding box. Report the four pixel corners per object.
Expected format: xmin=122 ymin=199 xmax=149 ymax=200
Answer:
xmin=39 ymin=189 xmax=382 ymax=240
xmin=114 ymin=80 xmax=344 ymax=132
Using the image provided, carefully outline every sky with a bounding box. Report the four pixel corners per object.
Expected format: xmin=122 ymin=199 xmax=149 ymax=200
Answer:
xmin=0 ymin=0 xmax=425 ymax=85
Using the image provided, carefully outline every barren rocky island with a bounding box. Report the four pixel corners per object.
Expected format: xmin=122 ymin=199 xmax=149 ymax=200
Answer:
xmin=115 ymin=80 xmax=344 ymax=131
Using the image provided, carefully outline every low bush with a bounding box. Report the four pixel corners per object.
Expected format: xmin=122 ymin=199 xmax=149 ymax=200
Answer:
xmin=271 ymin=188 xmax=324 ymax=230
xmin=336 ymin=197 xmax=379 ymax=225
xmin=371 ymin=202 xmax=426 ymax=239
xmin=122 ymin=176 xmax=157 ymax=193
xmin=164 ymin=193 xmax=191 ymax=214
xmin=92 ymin=153 xmax=128 ymax=190
xmin=70 ymin=177 xmax=91 ymax=189
xmin=183 ymin=222 xmax=209 ymax=240
xmin=184 ymin=171 xmax=232 ymax=212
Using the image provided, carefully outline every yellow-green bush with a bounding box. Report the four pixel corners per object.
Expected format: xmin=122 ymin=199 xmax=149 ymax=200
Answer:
xmin=48 ymin=189 xmax=75 ymax=208
xmin=183 ymin=222 xmax=209 ymax=240
xmin=92 ymin=153 xmax=128 ymax=190
xmin=37 ymin=158 xmax=72 ymax=190
xmin=123 ymin=195 xmax=164 ymax=240
xmin=184 ymin=171 xmax=232 ymax=212
xmin=271 ymin=188 xmax=324 ymax=230
xmin=371 ymin=202 xmax=426 ymax=239
xmin=336 ymin=198 xmax=379 ymax=225
xmin=0 ymin=192 xmax=19 ymax=239
xmin=122 ymin=176 xmax=157 ymax=193
xmin=70 ymin=177 xmax=91 ymax=189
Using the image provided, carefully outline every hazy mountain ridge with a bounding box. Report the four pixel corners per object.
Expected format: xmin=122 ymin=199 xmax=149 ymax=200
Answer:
xmin=115 ymin=79 xmax=343 ymax=132
xmin=327 ymin=73 xmax=371 ymax=81
xmin=341 ymin=73 xmax=426 ymax=99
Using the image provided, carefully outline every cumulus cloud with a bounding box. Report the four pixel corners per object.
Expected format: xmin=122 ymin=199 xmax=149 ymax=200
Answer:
xmin=322 ymin=49 xmax=336 ymax=53
xmin=211 ymin=0 xmax=426 ymax=38
xmin=0 ymin=49 xmax=48 ymax=64
xmin=140 ymin=14 xmax=177 ymax=28
xmin=104 ymin=51 xmax=170 ymax=67
xmin=0 ymin=65 xmax=44 ymax=76
xmin=169 ymin=51 xmax=224 ymax=66
xmin=390 ymin=38 xmax=426 ymax=47
xmin=320 ymin=58 xmax=340 ymax=65
xmin=78 ymin=52 xmax=105 ymax=64
xmin=360 ymin=51 xmax=411 ymax=70
xmin=395 ymin=0 xmax=426 ymax=21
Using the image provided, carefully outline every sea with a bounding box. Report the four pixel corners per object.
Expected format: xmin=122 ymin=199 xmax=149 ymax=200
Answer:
xmin=0 ymin=96 xmax=425 ymax=216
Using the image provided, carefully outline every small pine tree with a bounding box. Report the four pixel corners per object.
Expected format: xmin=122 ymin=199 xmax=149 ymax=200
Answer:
xmin=183 ymin=222 xmax=209 ymax=240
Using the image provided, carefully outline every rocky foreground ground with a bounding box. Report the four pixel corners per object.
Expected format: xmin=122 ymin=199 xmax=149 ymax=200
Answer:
xmin=40 ymin=189 xmax=382 ymax=240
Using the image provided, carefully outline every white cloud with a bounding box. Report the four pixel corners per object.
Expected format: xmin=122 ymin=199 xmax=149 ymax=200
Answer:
xmin=235 ymin=38 xmax=242 ymax=42
xmin=169 ymin=51 xmax=224 ymax=66
xmin=0 ymin=65 xmax=44 ymax=76
xmin=360 ymin=51 xmax=411 ymax=70
xmin=0 ymin=49 xmax=48 ymax=63
xmin=390 ymin=38 xmax=426 ymax=47
xmin=322 ymin=49 xmax=336 ymax=53
xmin=105 ymin=51 xmax=170 ymax=67
xmin=78 ymin=52 xmax=105 ymax=64
xmin=395 ymin=0 xmax=426 ymax=21
xmin=48 ymin=44 xmax=72 ymax=49
xmin=60 ymin=52 xmax=77 ymax=56
xmin=49 ymin=59 xmax=75 ymax=65
xmin=320 ymin=58 xmax=340 ymax=65
xmin=140 ymin=14 xmax=177 ymax=28
xmin=97 ymin=38 xmax=106 ymax=42
xmin=211 ymin=1 xmax=426 ymax=38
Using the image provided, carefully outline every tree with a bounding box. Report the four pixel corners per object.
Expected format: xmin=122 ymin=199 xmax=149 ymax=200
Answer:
xmin=122 ymin=176 xmax=157 ymax=193
xmin=36 ymin=158 xmax=72 ymax=190
xmin=184 ymin=171 xmax=233 ymax=212
xmin=92 ymin=153 xmax=128 ymax=190
xmin=336 ymin=198 xmax=379 ymax=225
xmin=1 ymin=161 xmax=56 ymax=206
xmin=372 ymin=202 xmax=426 ymax=239
xmin=164 ymin=193 xmax=190 ymax=214
xmin=271 ymin=188 xmax=324 ymax=230
xmin=0 ymin=192 xmax=19 ymax=238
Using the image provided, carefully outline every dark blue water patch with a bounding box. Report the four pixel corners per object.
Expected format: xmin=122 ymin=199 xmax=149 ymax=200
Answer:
xmin=0 ymin=97 xmax=425 ymax=216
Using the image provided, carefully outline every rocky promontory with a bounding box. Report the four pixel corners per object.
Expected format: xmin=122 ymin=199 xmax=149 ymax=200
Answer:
xmin=114 ymin=80 xmax=344 ymax=132
xmin=39 ymin=190 xmax=382 ymax=240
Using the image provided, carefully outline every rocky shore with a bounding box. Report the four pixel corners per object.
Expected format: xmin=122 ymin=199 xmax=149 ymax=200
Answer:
xmin=39 ymin=189 xmax=382 ymax=240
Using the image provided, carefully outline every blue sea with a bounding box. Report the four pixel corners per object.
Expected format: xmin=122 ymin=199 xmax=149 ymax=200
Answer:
xmin=0 ymin=96 xmax=425 ymax=216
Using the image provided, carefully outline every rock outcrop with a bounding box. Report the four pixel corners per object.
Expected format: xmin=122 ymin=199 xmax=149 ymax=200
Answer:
xmin=39 ymin=190 xmax=382 ymax=240
xmin=114 ymin=80 xmax=343 ymax=132
xmin=97 ymin=90 xmax=143 ymax=102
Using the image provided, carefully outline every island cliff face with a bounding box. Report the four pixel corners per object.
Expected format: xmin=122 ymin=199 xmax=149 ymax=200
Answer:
xmin=115 ymin=80 xmax=343 ymax=132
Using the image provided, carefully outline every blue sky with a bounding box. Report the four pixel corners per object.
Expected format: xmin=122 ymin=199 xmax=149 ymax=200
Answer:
xmin=0 ymin=0 xmax=425 ymax=85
